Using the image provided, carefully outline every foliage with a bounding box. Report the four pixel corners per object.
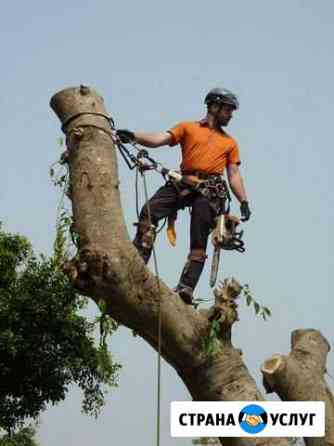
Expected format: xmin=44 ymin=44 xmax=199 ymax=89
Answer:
xmin=242 ymin=284 xmax=272 ymax=320
xmin=201 ymin=283 xmax=272 ymax=357
xmin=49 ymin=139 xmax=68 ymax=191
xmin=50 ymin=144 xmax=81 ymax=265
xmin=96 ymin=299 xmax=119 ymax=350
xmin=201 ymin=319 xmax=221 ymax=357
xmin=0 ymin=225 xmax=121 ymax=433
xmin=0 ymin=227 xmax=32 ymax=288
xmin=0 ymin=425 xmax=39 ymax=446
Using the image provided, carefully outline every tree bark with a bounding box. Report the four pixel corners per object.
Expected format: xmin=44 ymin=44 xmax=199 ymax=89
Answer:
xmin=262 ymin=329 xmax=334 ymax=446
xmin=49 ymin=86 xmax=328 ymax=446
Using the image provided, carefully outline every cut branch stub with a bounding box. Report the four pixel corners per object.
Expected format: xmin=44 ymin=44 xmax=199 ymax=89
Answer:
xmin=207 ymin=278 xmax=242 ymax=332
xmin=50 ymin=85 xmax=112 ymax=135
xmin=261 ymin=329 xmax=334 ymax=446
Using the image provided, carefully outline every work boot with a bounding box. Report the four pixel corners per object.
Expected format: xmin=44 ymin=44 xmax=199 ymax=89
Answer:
xmin=133 ymin=221 xmax=157 ymax=264
xmin=174 ymin=283 xmax=194 ymax=305
xmin=175 ymin=260 xmax=205 ymax=305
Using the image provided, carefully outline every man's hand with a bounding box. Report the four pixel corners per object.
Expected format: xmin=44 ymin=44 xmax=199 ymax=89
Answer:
xmin=240 ymin=200 xmax=251 ymax=221
xmin=116 ymin=129 xmax=135 ymax=144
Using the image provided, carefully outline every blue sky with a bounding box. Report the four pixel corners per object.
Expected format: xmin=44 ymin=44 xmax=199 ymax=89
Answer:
xmin=1 ymin=1 xmax=333 ymax=445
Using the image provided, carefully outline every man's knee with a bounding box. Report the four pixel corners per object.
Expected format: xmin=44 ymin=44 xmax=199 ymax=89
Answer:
xmin=188 ymin=248 xmax=207 ymax=263
xmin=140 ymin=195 xmax=173 ymax=225
xmin=140 ymin=202 xmax=154 ymax=220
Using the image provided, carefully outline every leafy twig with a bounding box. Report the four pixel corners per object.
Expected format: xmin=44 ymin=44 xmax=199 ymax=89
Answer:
xmin=242 ymin=284 xmax=272 ymax=320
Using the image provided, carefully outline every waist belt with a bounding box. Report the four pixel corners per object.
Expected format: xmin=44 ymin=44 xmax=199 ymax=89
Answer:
xmin=181 ymin=170 xmax=223 ymax=180
xmin=196 ymin=177 xmax=229 ymax=200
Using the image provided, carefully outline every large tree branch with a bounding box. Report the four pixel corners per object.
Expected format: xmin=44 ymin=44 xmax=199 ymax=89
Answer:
xmin=51 ymin=85 xmax=334 ymax=446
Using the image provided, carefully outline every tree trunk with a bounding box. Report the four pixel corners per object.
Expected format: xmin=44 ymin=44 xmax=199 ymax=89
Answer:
xmin=49 ymin=86 xmax=330 ymax=446
xmin=262 ymin=329 xmax=334 ymax=446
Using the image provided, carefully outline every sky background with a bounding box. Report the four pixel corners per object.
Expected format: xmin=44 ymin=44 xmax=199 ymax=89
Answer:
xmin=1 ymin=1 xmax=333 ymax=444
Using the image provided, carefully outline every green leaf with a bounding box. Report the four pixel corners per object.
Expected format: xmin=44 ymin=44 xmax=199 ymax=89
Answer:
xmin=98 ymin=299 xmax=107 ymax=314
xmin=261 ymin=311 xmax=267 ymax=321
xmin=263 ymin=307 xmax=272 ymax=317
xmin=242 ymin=283 xmax=272 ymax=321
xmin=201 ymin=320 xmax=222 ymax=357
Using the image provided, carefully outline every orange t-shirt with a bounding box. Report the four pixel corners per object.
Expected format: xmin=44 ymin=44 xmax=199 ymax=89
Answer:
xmin=168 ymin=120 xmax=240 ymax=174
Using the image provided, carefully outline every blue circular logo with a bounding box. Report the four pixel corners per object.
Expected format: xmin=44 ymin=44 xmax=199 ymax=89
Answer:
xmin=238 ymin=404 xmax=268 ymax=434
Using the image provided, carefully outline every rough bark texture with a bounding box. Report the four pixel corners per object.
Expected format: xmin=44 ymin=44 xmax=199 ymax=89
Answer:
xmin=262 ymin=330 xmax=334 ymax=446
xmin=49 ymin=86 xmax=328 ymax=446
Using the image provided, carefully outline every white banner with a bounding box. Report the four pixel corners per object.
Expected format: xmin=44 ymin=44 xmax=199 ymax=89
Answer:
xmin=170 ymin=401 xmax=325 ymax=437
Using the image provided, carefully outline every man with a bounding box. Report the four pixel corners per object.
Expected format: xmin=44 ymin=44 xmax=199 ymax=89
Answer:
xmin=116 ymin=87 xmax=251 ymax=304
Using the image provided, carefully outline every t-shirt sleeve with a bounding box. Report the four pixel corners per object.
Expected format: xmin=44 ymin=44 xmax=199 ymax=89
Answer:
xmin=227 ymin=140 xmax=241 ymax=165
xmin=167 ymin=122 xmax=187 ymax=147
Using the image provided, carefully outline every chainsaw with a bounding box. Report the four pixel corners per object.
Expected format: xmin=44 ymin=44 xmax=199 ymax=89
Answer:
xmin=209 ymin=214 xmax=245 ymax=288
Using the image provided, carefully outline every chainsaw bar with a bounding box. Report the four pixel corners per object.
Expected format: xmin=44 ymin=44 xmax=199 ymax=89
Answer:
xmin=210 ymin=246 xmax=221 ymax=288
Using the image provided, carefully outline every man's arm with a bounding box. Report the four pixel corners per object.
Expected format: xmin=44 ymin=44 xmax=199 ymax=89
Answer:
xmin=134 ymin=131 xmax=173 ymax=148
xmin=226 ymin=163 xmax=251 ymax=221
xmin=116 ymin=129 xmax=172 ymax=148
xmin=226 ymin=163 xmax=247 ymax=203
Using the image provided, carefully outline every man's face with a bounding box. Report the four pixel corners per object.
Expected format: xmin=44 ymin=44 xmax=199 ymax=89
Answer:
xmin=210 ymin=103 xmax=235 ymax=126
xmin=216 ymin=103 xmax=235 ymax=126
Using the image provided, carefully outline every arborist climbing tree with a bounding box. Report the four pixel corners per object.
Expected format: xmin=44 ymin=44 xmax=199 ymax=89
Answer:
xmin=116 ymin=87 xmax=251 ymax=305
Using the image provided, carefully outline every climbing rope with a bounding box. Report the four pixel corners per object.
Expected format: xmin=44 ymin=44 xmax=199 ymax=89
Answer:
xmin=108 ymin=122 xmax=164 ymax=446
xmin=135 ymin=165 xmax=167 ymax=234
xmin=140 ymin=169 xmax=163 ymax=446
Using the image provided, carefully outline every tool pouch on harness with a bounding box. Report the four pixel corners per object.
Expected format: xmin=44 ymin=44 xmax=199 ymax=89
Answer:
xmin=133 ymin=221 xmax=157 ymax=263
